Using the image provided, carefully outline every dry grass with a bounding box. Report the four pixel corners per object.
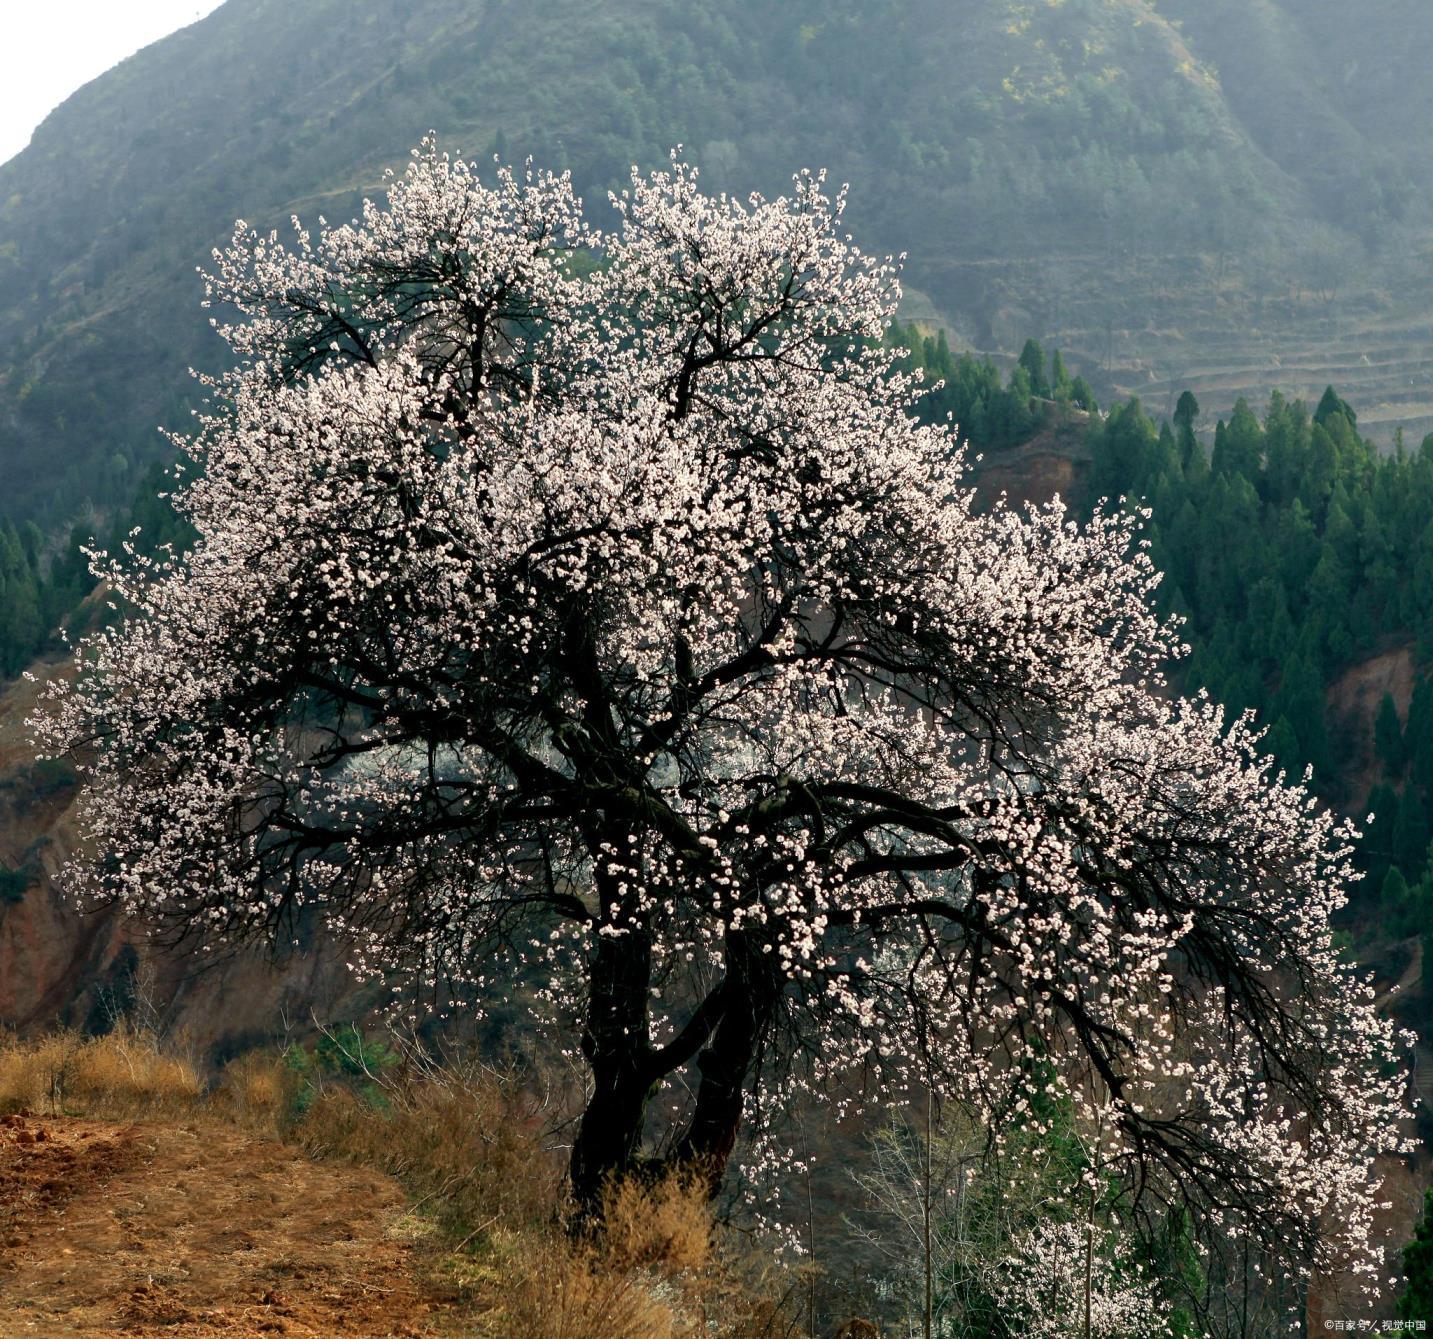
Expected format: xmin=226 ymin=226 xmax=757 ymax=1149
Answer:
xmin=486 ymin=1171 xmax=798 ymax=1339
xmin=210 ymin=1048 xmax=295 ymax=1131
xmin=0 ymin=1026 xmax=801 ymax=1338
xmin=0 ymin=1032 xmax=78 ymax=1114
xmin=289 ymin=1060 xmax=558 ymax=1244
xmin=497 ymin=1238 xmax=688 ymax=1339
xmin=284 ymin=1058 xmax=798 ymax=1338
xmin=0 ymin=1026 xmax=202 ymax=1119
xmin=601 ymin=1167 xmax=715 ymax=1274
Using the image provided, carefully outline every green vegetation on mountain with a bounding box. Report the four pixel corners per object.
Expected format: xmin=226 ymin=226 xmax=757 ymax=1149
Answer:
xmin=0 ymin=465 xmax=189 ymax=676
xmin=9 ymin=0 xmax=1433 ymax=521
xmin=891 ymin=322 xmax=1098 ymax=445
xmin=1086 ymin=385 xmax=1433 ymax=1012
xmin=1402 ymin=1189 xmax=1433 ymax=1323
xmin=0 ymin=520 xmax=84 ymax=679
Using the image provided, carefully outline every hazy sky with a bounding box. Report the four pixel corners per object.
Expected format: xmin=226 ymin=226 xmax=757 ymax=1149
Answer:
xmin=1 ymin=1 xmax=225 ymax=166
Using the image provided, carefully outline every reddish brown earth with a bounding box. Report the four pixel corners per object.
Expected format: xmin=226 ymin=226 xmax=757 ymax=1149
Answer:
xmin=0 ymin=659 xmax=367 ymax=1054
xmin=968 ymin=411 xmax=1093 ymax=511
xmin=0 ymin=1113 xmax=456 ymax=1337
xmin=1326 ymin=640 xmax=1417 ymax=808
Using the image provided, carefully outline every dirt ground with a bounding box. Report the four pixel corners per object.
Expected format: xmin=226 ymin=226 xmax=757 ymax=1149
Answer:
xmin=0 ymin=1112 xmax=460 ymax=1336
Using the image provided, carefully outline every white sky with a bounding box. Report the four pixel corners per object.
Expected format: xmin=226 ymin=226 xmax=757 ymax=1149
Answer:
xmin=1 ymin=1 xmax=225 ymax=166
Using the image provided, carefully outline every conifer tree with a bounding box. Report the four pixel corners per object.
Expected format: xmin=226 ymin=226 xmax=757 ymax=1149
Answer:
xmin=1399 ymin=1189 xmax=1433 ymax=1321
xmin=1376 ymin=693 xmax=1407 ymax=774
xmin=1381 ymin=866 xmax=1413 ymax=928
xmin=1273 ymin=650 xmax=1328 ymax=775
xmin=1069 ymin=375 xmax=1097 ymax=414
xmin=1050 ymin=348 xmax=1071 ymax=399
xmin=1018 ymin=337 xmax=1051 ymax=399
xmin=1315 ymin=385 xmax=1357 ymax=430
xmin=1393 ymin=791 xmax=1430 ymax=883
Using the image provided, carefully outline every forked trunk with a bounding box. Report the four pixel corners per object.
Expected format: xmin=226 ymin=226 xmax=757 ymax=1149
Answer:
xmin=566 ymin=930 xmax=779 ymax=1215
xmin=671 ymin=949 xmax=772 ymax=1196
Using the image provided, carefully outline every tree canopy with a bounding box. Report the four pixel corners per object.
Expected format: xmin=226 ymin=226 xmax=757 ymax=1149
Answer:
xmin=37 ymin=145 xmax=1410 ymax=1274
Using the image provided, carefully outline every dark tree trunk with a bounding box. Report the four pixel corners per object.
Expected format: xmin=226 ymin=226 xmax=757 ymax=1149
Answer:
xmin=672 ymin=933 xmax=778 ymax=1196
xmin=569 ymin=1058 xmax=655 ymax=1209
xmin=568 ymin=904 xmax=655 ymax=1212
xmin=567 ymin=922 xmax=780 ymax=1212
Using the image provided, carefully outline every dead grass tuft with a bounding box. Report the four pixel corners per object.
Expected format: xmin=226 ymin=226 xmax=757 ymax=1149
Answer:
xmin=497 ymin=1237 xmax=686 ymax=1339
xmin=600 ymin=1167 xmax=715 ymax=1275
xmin=70 ymin=1025 xmax=204 ymax=1117
xmin=0 ymin=1026 xmax=202 ymax=1118
xmin=0 ymin=1032 xmax=78 ymax=1114
xmin=211 ymin=1050 xmax=293 ymax=1132
xmin=290 ymin=1060 xmax=558 ymax=1243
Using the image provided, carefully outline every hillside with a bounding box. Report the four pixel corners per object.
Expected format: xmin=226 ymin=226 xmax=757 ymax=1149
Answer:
xmin=0 ymin=1027 xmax=814 ymax=1337
xmin=8 ymin=0 xmax=1433 ymax=517
xmin=0 ymin=652 xmax=369 ymax=1057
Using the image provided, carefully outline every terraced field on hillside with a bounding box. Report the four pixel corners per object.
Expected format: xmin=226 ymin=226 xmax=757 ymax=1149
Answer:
xmin=972 ymin=248 xmax=1433 ymax=443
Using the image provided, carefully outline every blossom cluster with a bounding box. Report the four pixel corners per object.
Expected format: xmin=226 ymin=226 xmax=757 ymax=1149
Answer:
xmin=991 ymin=1219 xmax=1169 ymax=1339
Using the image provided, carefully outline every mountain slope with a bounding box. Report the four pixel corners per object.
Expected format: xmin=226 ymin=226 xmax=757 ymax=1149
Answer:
xmin=4 ymin=0 xmax=1433 ymax=518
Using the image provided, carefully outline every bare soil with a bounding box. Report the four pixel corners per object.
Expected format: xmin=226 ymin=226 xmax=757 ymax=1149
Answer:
xmin=0 ymin=1113 xmax=459 ymax=1336
xmin=1326 ymin=640 xmax=1415 ymax=807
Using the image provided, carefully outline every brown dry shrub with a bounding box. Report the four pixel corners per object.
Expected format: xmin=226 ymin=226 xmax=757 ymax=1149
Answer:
xmin=211 ymin=1051 xmax=292 ymax=1133
xmin=0 ymin=1027 xmax=202 ymax=1118
xmin=69 ymin=1026 xmax=203 ymax=1117
xmin=496 ymin=1237 xmax=690 ymax=1339
xmin=584 ymin=1170 xmax=800 ymax=1339
xmin=491 ymin=1228 xmax=799 ymax=1339
xmin=0 ymin=1031 xmax=79 ymax=1114
xmin=291 ymin=1060 xmax=558 ymax=1243
xmin=600 ymin=1168 xmax=714 ymax=1274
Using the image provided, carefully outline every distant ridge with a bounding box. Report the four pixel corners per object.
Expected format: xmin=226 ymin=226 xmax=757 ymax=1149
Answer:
xmin=5 ymin=0 xmax=1433 ymax=518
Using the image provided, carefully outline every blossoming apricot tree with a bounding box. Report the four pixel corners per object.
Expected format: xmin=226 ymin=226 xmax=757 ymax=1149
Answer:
xmin=36 ymin=141 xmax=1409 ymax=1277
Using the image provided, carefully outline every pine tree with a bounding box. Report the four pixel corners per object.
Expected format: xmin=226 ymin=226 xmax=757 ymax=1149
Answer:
xmin=1315 ymin=385 xmax=1357 ymax=430
xmin=1382 ymin=866 xmax=1412 ymax=929
xmin=1018 ymin=338 xmax=1050 ymax=399
xmin=1050 ymin=348 xmax=1071 ymax=399
xmin=1173 ymin=390 xmax=1200 ymax=436
xmin=1361 ymin=782 xmax=1401 ymax=887
xmin=1069 ymin=376 xmax=1097 ymax=413
xmin=1376 ymin=692 xmax=1407 ymax=774
xmin=1394 ymin=789 xmax=1431 ymax=882
xmin=1273 ymin=650 xmax=1328 ymax=776
xmin=1262 ymin=716 xmax=1302 ymax=780
xmin=1410 ymin=678 xmax=1433 ymax=794
xmin=1398 ymin=1189 xmax=1433 ymax=1321
xmin=933 ymin=328 xmax=954 ymax=378
xmin=1221 ymin=399 xmax=1263 ymax=480
xmin=1173 ymin=390 xmax=1201 ymax=472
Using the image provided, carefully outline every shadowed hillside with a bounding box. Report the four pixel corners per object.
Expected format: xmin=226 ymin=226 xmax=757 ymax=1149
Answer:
xmin=8 ymin=0 xmax=1433 ymax=519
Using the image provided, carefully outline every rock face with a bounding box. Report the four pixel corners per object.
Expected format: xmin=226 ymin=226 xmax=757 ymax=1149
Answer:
xmin=1326 ymin=641 xmax=1417 ymax=810
xmin=0 ymin=661 xmax=366 ymax=1060
xmin=968 ymin=405 xmax=1094 ymax=511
